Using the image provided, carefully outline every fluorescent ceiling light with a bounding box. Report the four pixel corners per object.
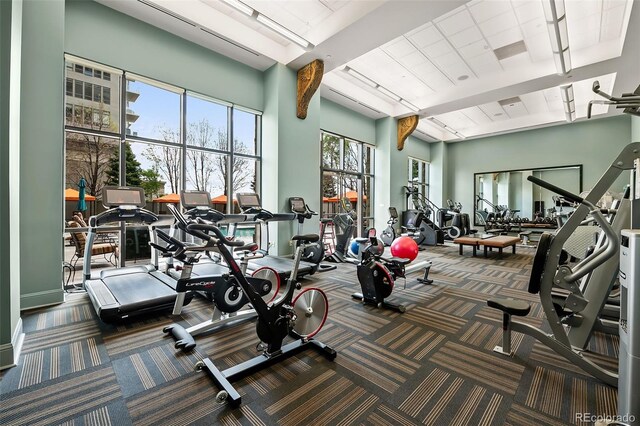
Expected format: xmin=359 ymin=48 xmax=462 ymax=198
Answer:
xmin=542 ymin=0 xmax=571 ymax=75
xmin=400 ymin=99 xmax=420 ymax=112
xmin=377 ymin=86 xmax=401 ymax=101
xmin=256 ymin=14 xmax=311 ymax=49
xmin=560 ymin=84 xmax=575 ymax=122
xmin=220 ymin=0 xmax=254 ymax=16
xmin=427 ymin=117 xmax=465 ymax=139
xmin=344 ymin=67 xmax=377 ymax=88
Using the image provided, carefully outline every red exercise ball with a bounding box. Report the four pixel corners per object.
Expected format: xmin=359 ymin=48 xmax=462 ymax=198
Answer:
xmin=390 ymin=236 xmax=419 ymax=262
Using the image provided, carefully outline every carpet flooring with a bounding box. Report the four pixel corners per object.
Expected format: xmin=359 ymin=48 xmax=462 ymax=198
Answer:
xmin=0 ymin=243 xmax=618 ymax=425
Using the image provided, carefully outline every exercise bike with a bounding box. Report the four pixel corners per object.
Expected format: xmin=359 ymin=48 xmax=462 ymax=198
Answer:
xmin=187 ymin=223 xmax=336 ymax=407
xmin=352 ymin=236 xmax=411 ymax=313
xmin=156 ymin=204 xmax=280 ymax=352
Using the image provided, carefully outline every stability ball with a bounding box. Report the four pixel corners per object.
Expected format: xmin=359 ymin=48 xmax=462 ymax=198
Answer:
xmin=390 ymin=236 xmax=419 ymax=262
xmin=349 ymin=240 xmax=361 ymax=256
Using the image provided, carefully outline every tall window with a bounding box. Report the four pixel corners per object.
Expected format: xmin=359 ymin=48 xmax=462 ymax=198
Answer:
xmin=407 ymin=157 xmax=429 ymax=210
xmin=320 ymin=131 xmax=374 ymax=236
xmin=63 ymin=55 xmax=261 ymax=273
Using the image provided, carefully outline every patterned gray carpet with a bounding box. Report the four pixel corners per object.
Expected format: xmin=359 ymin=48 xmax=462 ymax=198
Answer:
xmin=0 ymin=243 xmax=618 ymax=425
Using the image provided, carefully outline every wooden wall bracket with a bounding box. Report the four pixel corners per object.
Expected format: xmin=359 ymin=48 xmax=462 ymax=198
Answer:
xmin=297 ymin=59 xmax=324 ymax=119
xmin=397 ymin=115 xmax=419 ymax=151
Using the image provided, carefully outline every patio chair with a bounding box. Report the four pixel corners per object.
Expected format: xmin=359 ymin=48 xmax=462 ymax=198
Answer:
xmin=67 ymin=218 xmax=118 ymax=279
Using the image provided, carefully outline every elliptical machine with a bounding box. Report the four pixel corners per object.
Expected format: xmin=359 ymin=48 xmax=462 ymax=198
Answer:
xmin=189 ymin=223 xmax=337 ymax=407
xmin=324 ymin=197 xmax=357 ymax=262
xmin=380 ymin=207 xmax=398 ymax=246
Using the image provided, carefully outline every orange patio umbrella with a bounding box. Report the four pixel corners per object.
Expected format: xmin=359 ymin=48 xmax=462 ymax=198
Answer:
xmin=152 ymin=193 xmax=180 ymax=203
xmin=326 ymin=191 xmax=367 ymax=203
xmin=65 ymin=188 xmax=96 ymax=201
xmin=212 ymin=194 xmax=238 ymax=204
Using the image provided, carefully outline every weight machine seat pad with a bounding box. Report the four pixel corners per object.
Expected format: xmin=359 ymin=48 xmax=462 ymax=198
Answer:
xmin=528 ymin=233 xmax=554 ymax=294
xmin=487 ymin=298 xmax=531 ymax=317
xmin=291 ymin=234 xmax=320 ymax=243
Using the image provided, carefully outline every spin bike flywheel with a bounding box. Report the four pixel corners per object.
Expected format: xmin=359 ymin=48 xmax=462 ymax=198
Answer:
xmin=292 ymin=288 xmax=329 ymax=338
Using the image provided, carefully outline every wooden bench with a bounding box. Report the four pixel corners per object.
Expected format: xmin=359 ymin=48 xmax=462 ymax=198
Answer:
xmin=453 ymin=236 xmax=482 ymax=256
xmin=453 ymin=235 xmax=521 ymax=258
xmin=479 ymin=236 xmax=521 ymax=258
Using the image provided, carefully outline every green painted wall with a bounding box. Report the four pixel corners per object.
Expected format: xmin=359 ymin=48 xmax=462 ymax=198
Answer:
xmin=19 ymin=0 xmax=65 ymax=309
xmin=429 ymin=141 xmax=448 ymax=208
xmin=65 ymin=0 xmax=263 ymax=110
xmin=633 ymin=116 xmax=640 ymax=141
xmin=447 ymin=115 xmax=633 ymax=220
xmin=1 ymin=0 xmax=24 ymax=369
xmin=320 ymin=98 xmax=376 ymax=143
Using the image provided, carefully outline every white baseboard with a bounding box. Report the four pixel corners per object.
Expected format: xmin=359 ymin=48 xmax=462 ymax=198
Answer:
xmin=0 ymin=317 xmax=24 ymax=370
xmin=20 ymin=288 xmax=64 ymax=310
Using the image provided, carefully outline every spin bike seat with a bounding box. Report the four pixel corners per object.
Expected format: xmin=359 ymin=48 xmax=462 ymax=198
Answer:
xmin=382 ymin=256 xmax=411 ymax=266
xmin=354 ymin=237 xmax=369 ymax=243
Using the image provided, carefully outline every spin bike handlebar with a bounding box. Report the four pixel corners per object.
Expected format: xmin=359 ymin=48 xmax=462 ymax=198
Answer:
xmin=186 ymin=223 xmax=245 ymax=247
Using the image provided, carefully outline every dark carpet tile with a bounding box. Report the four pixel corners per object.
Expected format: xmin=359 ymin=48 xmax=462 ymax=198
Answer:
xmin=0 ymin=243 xmax=619 ymax=425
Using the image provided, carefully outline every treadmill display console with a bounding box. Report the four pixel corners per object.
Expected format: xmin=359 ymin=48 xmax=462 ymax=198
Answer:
xmin=236 ymin=193 xmax=261 ymax=210
xmin=290 ymin=197 xmax=306 ymax=213
xmin=102 ymin=186 xmax=146 ymax=208
xmin=181 ymin=191 xmax=211 ymax=208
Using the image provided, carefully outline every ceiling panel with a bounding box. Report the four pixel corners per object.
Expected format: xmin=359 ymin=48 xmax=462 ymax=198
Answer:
xmin=512 ymin=1 xmax=545 ymax=24
xmin=459 ymin=106 xmax=492 ymax=124
xmin=447 ymin=26 xmax=484 ymax=48
xmin=383 ymin=38 xmax=417 ymax=58
xmin=468 ymin=0 xmax=512 ymax=23
xmin=487 ymin=27 xmax=524 ymax=50
xmin=435 ymin=9 xmax=476 ymax=36
xmin=502 ymin=101 xmax=528 ymax=118
xmin=458 ymin=39 xmax=491 ymax=58
xmin=465 ymin=52 xmax=503 ymax=76
xmin=406 ymin=24 xmax=443 ymax=48
xmin=421 ymin=39 xmax=454 ymax=58
xmin=478 ymin=10 xmax=520 ymax=37
xmin=479 ymin=102 xmax=509 ymax=120
xmin=519 ymin=91 xmax=549 ymax=114
xmin=601 ymin=4 xmax=627 ymax=40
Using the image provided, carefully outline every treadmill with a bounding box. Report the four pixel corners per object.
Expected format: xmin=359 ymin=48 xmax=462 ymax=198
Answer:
xmin=236 ymin=192 xmax=317 ymax=279
xmin=165 ymin=191 xmax=248 ymax=281
xmin=83 ymin=186 xmax=193 ymax=322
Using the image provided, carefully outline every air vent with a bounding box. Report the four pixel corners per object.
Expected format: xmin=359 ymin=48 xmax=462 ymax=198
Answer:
xmin=498 ymin=96 xmax=522 ymax=106
xmin=199 ymin=28 xmax=260 ymax=56
xmin=493 ymin=40 xmax=527 ymax=60
xmin=137 ymin=0 xmax=197 ymax=27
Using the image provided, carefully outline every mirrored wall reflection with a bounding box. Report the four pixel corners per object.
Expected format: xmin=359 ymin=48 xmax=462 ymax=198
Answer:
xmin=474 ymin=165 xmax=583 ymax=227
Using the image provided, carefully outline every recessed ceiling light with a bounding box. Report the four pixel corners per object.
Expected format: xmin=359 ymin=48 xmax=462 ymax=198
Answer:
xmin=457 ymin=75 xmax=469 ymax=81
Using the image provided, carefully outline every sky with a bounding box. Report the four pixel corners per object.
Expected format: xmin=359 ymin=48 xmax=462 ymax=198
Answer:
xmin=126 ymin=80 xmax=258 ymax=195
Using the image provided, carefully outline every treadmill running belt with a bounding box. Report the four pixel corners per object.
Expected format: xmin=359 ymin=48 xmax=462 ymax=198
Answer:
xmin=101 ymin=272 xmax=176 ymax=307
xmin=246 ymin=256 xmax=315 ymax=276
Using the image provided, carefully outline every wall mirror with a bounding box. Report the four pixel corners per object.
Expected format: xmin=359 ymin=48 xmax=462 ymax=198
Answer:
xmin=474 ymin=165 xmax=583 ymax=227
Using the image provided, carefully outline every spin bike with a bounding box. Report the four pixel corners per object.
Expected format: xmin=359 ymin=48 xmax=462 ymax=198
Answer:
xmin=352 ymin=236 xmax=411 ymax=313
xmin=187 ymin=223 xmax=336 ymax=407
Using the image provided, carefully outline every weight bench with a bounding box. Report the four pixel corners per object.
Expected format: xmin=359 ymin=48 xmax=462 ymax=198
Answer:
xmin=453 ymin=236 xmax=481 ymax=256
xmin=479 ymin=236 xmax=521 ymax=258
xmin=454 ymin=235 xmax=521 ymax=258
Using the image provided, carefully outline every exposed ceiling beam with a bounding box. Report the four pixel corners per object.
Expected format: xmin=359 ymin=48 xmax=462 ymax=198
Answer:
xmin=287 ymin=0 xmax=468 ymax=72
